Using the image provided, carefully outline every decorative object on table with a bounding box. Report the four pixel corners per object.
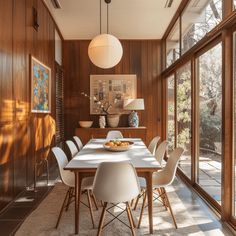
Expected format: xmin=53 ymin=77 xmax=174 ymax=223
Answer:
xmin=88 ymin=0 xmax=123 ymax=69
xmin=90 ymin=74 xmax=137 ymax=115
xmin=103 ymin=140 xmax=134 ymax=152
xmin=99 ymin=116 xmax=106 ymax=128
xmin=123 ymin=98 xmax=145 ymax=127
xmin=78 ymin=121 xmax=93 ymax=128
xmin=107 ymin=114 xmax=120 ymax=127
xmin=31 ymin=56 xmax=51 ymax=113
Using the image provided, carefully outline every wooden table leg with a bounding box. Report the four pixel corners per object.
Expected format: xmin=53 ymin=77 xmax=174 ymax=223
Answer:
xmin=75 ymin=171 xmax=82 ymax=234
xmin=146 ymin=172 xmax=153 ymax=234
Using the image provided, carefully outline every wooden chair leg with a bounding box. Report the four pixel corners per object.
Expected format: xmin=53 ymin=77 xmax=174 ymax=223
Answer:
xmin=159 ymin=188 xmax=168 ymax=210
xmin=163 ymin=188 xmax=177 ymax=229
xmin=65 ymin=187 xmax=73 ymax=211
xmin=91 ymin=193 xmax=99 ymax=210
xmin=56 ymin=188 xmax=70 ymax=228
xmin=87 ymin=190 xmax=95 ymax=228
xmin=97 ymin=202 xmax=108 ymax=236
xmin=133 ymin=193 xmax=141 ymax=210
xmin=126 ymin=202 xmax=136 ymax=236
xmin=138 ymin=191 xmax=147 ymax=228
xmin=127 ymin=202 xmax=136 ymax=228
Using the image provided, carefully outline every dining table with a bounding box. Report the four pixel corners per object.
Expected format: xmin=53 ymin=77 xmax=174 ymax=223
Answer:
xmin=64 ymin=138 xmax=161 ymax=234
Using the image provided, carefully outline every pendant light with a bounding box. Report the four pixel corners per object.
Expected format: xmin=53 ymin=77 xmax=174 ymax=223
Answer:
xmin=88 ymin=0 xmax=123 ymax=69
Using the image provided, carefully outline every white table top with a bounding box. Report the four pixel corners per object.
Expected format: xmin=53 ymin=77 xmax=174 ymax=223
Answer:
xmin=65 ymin=138 xmax=160 ymax=171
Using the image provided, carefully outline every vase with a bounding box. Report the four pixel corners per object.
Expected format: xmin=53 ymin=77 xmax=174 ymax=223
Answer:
xmin=99 ymin=115 xmax=106 ymax=128
xmin=107 ymin=114 xmax=120 ymax=128
xmin=128 ymin=111 xmax=139 ymax=127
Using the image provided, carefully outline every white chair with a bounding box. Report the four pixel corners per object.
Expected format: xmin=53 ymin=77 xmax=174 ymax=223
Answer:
xmin=106 ymin=130 xmax=123 ymax=140
xmin=51 ymin=147 xmax=98 ymax=228
xmin=138 ymin=147 xmax=184 ymax=229
xmin=133 ymin=140 xmax=168 ymax=210
xmin=73 ymin=136 xmax=83 ymax=151
xmin=155 ymin=140 xmax=168 ymax=167
xmin=93 ymin=162 xmax=140 ymax=236
xmin=66 ymin=140 xmax=78 ymax=158
xmin=148 ymin=136 xmax=160 ymax=155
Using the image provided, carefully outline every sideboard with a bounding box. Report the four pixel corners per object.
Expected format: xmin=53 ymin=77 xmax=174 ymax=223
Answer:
xmin=75 ymin=127 xmax=147 ymax=145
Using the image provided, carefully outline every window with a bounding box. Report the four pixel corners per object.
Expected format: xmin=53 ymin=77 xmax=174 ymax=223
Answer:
xmin=196 ymin=42 xmax=222 ymax=204
xmin=166 ymin=19 xmax=180 ymax=68
xmin=182 ymin=0 xmax=222 ymax=54
xmin=176 ymin=62 xmax=192 ymax=178
xmin=167 ymin=75 xmax=175 ymax=151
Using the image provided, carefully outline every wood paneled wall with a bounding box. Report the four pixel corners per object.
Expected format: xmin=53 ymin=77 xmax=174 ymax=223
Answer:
xmin=0 ymin=0 xmax=57 ymax=211
xmin=63 ymin=40 xmax=162 ymax=144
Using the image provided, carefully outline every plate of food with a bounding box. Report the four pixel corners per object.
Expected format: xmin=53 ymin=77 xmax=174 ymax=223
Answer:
xmin=103 ymin=140 xmax=134 ymax=152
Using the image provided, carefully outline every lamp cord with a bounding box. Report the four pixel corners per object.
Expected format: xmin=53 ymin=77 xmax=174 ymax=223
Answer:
xmin=100 ymin=0 xmax=101 ymax=34
xmin=107 ymin=2 xmax=109 ymax=34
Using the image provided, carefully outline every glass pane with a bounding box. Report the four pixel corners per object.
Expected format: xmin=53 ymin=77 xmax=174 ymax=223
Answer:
xmin=182 ymin=0 xmax=222 ymax=54
xmin=176 ymin=62 xmax=192 ymax=178
xmin=166 ymin=19 xmax=180 ymax=68
xmin=167 ymin=75 xmax=175 ymax=151
xmin=197 ymin=43 xmax=222 ymax=204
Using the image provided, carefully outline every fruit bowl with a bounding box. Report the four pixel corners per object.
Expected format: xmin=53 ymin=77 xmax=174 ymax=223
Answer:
xmin=103 ymin=140 xmax=134 ymax=152
xmin=79 ymin=121 xmax=93 ymax=128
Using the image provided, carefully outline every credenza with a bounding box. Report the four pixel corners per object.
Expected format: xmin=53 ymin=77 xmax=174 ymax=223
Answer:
xmin=75 ymin=127 xmax=147 ymax=145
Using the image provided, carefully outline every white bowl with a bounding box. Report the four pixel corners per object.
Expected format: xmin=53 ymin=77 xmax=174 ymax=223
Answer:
xmin=79 ymin=121 xmax=93 ymax=128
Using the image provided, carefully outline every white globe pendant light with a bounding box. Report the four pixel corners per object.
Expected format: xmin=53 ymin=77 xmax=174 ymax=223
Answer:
xmin=88 ymin=34 xmax=123 ymax=69
xmin=88 ymin=0 xmax=123 ymax=69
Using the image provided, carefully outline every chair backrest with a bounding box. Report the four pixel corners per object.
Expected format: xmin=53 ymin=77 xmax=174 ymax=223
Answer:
xmin=51 ymin=147 xmax=74 ymax=187
xmin=155 ymin=140 xmax=168 ymax=167
xmin=106 ymin=130 xmax=123 ymax=140
xmin=73 ymin=136 xmax=83 ymax=151
xmin=66 ymin=140 xmax=79 ymax=158
xmin=155 ymin=147 xmax=184 ymax=186
xmin=148 ymin=136 xmax=160 ymax=155
xmin=93 ymin=162 xmax=140 ymax=203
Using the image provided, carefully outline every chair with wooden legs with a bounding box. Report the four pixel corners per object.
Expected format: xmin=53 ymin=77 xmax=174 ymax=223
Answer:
xmin=106 ymin=130 xmax=123 ymax=139
xmin=137 ymin=147 xmax=184 ymax=229
xmin=133 ymin=140 xmax=168 ymax=210
xmin=93 ymin=162 xmax=140 ymax=236
xmin=73 ymin=136 xmax=83 ymax=151
xmin=147 ymin=136 xmax=160 ymax=155
xmin=66 ymin=140 xmax=79 ymax=159
xmin=51 ymin=147 xmax=98 ymax=229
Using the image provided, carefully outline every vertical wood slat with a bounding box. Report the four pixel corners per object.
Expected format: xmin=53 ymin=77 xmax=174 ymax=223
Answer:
xmin=221 ymin=30 xmax=233 ymax=221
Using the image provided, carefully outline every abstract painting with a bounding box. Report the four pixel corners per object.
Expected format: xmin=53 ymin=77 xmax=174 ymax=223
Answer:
xmin=31 ymin=56 xmax=51 ymax=113
xmin=90 ymin=74 xmax=137 ymax=114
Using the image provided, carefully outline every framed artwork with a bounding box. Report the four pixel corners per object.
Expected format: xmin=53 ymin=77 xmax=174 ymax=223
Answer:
xmin=31 ymin=56 xmax=51 ymax=113
xmin=90 ymin=74 xmax=137 ymax=114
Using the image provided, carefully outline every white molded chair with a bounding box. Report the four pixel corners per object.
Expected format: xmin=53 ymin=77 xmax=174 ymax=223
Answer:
xmin=52 ymin=147 xmax=98 ymax=228
xmin=93 ymin=162 xmax=140 ymax=236
xmin=155 ymin=140 xmax=168 ymax=167
xmin=148 ymin=136 xmax=160 ymax=155
xmin=106 ymin=130 xmax=123 ymax=140
xmin=73 ymin=136 xmax=83 ymax=151
xmin=138 ymin=147 xmax=184 ymax=229
xmin=133 ymin=140 xmax=168 ymax=210
xmin=66 ymin=140 xmax=79 ymax=158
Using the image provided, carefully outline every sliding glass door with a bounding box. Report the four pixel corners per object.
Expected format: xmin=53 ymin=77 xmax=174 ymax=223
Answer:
xmin=196 ymin=42 xmax=222 ymax=205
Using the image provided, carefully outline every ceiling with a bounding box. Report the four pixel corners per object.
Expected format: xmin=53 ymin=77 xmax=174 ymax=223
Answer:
xmin=44 ymin=0 xmax=182 ymax=40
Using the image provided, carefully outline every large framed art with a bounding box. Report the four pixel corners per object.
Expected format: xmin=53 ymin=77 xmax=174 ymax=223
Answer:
xmin=31 ymin=56 xmax=51 ymax=113
xmin=90 ymin=74 xmax=137 ymax=114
